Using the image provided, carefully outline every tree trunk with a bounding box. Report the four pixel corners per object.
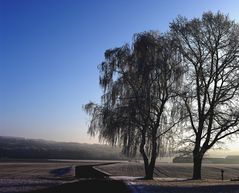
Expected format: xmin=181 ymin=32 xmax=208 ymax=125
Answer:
xmin=192 ymin=153 xmax=203 ymax=179
xmin=144 ymin=136 xmax=158 ymax=180
xmin=144 ymin=163 xmax=154 ymax=179
xmin=140 ymin=130 xmax=150 ymax=179
xmin=141 ymin=151 xmax=149 ymax=179
xmin=144 ymin=153 xmax=157 ymax=179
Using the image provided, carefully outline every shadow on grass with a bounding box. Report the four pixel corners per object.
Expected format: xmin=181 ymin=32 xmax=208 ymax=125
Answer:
xmin=23 ymin=179 xmax=131 ymax=193
xmin=18 ymin=163 xmax=131 ymax=193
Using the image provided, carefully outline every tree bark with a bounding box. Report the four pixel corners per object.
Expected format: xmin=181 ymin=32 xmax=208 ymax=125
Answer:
xmin=140 ymin=128 xmax=158 ymax=180
xmin=140 ymin=129 xmax=150 ymax=179
xmin=145 ymin=163 xmax=154 ymax=179
xmin=192 ymin=153 xmax=203 ymax=179
xmin=147 ymin=136 xmax=158 ymax=179
xmin=144 ymin=150 xmax=157 ymax=179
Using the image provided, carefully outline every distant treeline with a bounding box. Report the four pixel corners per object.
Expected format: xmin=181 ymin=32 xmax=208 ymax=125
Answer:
xmin=0 ymin=136 xmax=126 ymax=160
xmin=173 ymin=156 xmax=239 ymax=164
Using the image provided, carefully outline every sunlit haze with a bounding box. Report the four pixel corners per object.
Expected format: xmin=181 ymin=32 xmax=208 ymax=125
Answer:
xmin=1 ymin=0 xmax=239 ymax=151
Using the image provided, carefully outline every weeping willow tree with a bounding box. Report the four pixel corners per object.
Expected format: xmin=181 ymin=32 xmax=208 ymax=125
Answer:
xmin=84 ymin=31 xmax=183 ymax=179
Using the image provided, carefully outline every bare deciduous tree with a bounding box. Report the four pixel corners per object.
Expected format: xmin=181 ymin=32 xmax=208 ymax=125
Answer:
xmin=170 ymin=12 xmax=239 ymax=179
xmin=84 ymin=31 xmax=183 ymax=179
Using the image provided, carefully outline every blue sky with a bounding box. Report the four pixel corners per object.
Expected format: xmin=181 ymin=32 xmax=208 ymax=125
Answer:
xmin=1 ymin=0 xmax=239 ymax=145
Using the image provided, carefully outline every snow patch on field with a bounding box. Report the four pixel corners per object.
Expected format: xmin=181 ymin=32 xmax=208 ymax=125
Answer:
xmin=0 ymin=178 xmax=64 ymax=193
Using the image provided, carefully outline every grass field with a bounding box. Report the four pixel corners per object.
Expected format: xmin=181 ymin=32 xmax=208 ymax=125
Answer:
xmin=96 ymin=162 xmax=239 ymax=180
xmin=0 ymin=160 xmax=112 ymax=193
xmin=1 ymin=160 xmax=239 ymax=193
xmin=0 ymin=160 xmax=110 ymax=179
xmin=1 ymin=161 xmax=239 ymax=180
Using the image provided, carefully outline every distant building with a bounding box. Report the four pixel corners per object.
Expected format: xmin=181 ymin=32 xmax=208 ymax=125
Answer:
xmin=173 ymin=155 xmax=239 ymax=164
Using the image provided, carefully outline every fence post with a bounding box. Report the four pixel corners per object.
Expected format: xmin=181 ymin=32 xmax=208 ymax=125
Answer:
xmin=221 ymin=169 xmax=224 ymax=181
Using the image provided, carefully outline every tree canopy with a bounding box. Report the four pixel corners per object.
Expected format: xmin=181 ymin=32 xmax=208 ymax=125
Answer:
xmin=84 ymin=31 xmax=183 ymax=179
xmin=170 ymin=11 xmax=239 ymax=179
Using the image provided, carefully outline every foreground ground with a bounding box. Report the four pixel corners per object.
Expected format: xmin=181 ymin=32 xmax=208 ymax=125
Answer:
xmin=22 ymin=178 xmax=239 ymax=193
xmin=127 ymin=178 xmax=239 ymax=193
xmin=26 ymin=179 xmax=130 ymax=193
xmin=0 ymin=160 xmax=239 ymax=193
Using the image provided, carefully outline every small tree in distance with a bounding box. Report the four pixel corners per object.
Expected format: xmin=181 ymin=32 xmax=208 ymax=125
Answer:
xmin=170 ymin=12 xmax=239 ymax=179
xmin=84 ymin=31 xmax=183 ymax=179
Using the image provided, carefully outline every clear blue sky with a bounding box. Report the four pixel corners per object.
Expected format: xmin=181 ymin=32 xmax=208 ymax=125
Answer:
xmin=1 ymin=0 xmax=239 ymax=145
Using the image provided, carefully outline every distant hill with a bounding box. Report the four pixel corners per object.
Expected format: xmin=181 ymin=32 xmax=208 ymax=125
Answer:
xmin=0 ymin=136 xmax=126 ymax=160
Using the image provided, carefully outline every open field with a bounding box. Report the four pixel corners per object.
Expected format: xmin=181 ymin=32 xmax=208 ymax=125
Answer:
xmin=96 ymin=162 xmax=239 ymax=180
xmin=2 ymin=160 xmax=239 ymax=180
xmin=1 ymin=160 xmax=239 ymax=193
xmin=0 ymin=160 xmax=116 ymax=179
xmin=0 ymin=160 xmax=117 ymax=193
